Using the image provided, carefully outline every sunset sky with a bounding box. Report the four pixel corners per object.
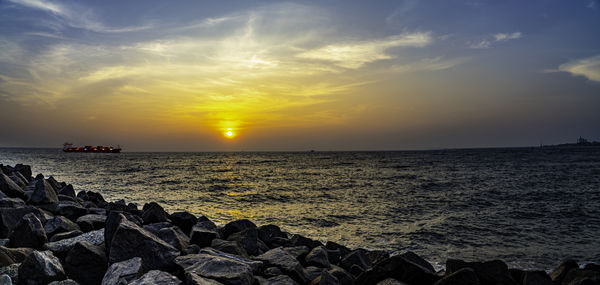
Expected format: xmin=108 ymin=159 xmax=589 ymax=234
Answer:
xmin=1 ymin=0 xmax=599 ymax=151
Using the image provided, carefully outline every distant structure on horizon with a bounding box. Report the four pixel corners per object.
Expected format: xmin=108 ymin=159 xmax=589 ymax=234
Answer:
xmin=541 ymin=137 xmax=600 ymax=148
xmin=62 ymin=142 xmax=122 ymax=153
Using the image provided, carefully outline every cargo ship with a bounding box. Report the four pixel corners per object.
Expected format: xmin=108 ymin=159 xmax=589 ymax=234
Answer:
xmin=63 ymin=143 xmax=121 ymax=153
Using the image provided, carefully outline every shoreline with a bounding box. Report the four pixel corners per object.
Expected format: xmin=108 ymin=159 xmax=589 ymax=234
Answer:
xmin=0 ymin=163 xmax=599 ymax=284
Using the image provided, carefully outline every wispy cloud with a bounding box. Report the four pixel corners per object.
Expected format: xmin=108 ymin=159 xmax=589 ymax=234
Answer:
xmin=493 ymin=32 xmax=522 ymax=42
xmin=558 ymin=55 xmax=600 ymax=82
xmin=297 ymin=33 xmax=432 ymax=69
xmin=469 ymin=31 xmax=522 ymax=49
xmin=469 ymin=40 xmax=491 ymax=49
xmin=587 ymin=1 xmax=597 ymax=9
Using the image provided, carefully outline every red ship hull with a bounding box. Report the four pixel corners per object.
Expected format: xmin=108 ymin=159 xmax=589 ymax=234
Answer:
xmin=62 ymin=144 xmax=121 ymax=153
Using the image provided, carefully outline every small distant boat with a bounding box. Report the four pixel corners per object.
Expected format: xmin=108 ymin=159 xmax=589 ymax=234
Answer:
xmin=63 ymin=142 xmax=121 ymax=153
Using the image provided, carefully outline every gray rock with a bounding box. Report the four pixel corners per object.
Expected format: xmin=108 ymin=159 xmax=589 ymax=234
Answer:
xmin=58 ymin=185 xmax=76 ymax=199
xmin=266 ymin=275 xmax=298 ymax=285
xmin=58 ymin=194 xmax=79 ymax=203
xmin=309 ymin=271 xmax=339 ymax=285
xmin=13 ymin=164 xmax=32 ymax=181
xmin=198 ymin=248 xmax=263 ymax=272
xmin=398 ymin=251 xmax=434 ymax=273
xmin=54 ymin=201 xmax=87 ymax=222
xmin=228 ymin=228 xmax=260 ymax=256
xmin=211 ymin=239 xmax=249 ymax=258
xmin=101 ymin=257 xmax=143 ymax=285
xmin=356 ymin=255 xmax=439 ymax=285
xmin=283 ymin=246 xmax=310 ymax=261
xmin=221 ymin=220 xmax=256 ymax=239
xmin=0 ymin=273 xmax=11 ymax=285
xmin=64 ymin=242 xmax=108 ymax=285
xmin=158 ymin=226 xmax=190 ymax=253
xmin=108 ymin=216 xmax=180 ymax=272
xmin=8 ymin=172 xmax=28 ymax=189
xmin=305 ymin=267 xmax=324 ymax=282
xmin=0 ymin=198 xmax=25 ymax=209
xmin=290 ymin=234 xmax=322 ymax=250
xmin=550 ymin=260 xmax=579 ymax=284
xmin=17 ymin=250 xmax=66 ymax=285
xmin=255 ymin=247 xmax=308 ymax=284
xmin=45 ymin=177 xmax=63 ymax=193
xmin=376 ymin=278 xmax=410 ymax=285
xmin=48 ymin=279 xmax=80 ymax=285
xmin=8 ymin=213 xmax=47 ymax=249
xmin=434 ymin=268 xmax=481 ymax=285
xmin=175 ymin=253 xmax=254 ymax=285
xmin=445 ymin=259 xmax=516 ymax=285
xmin=76 ymin=214 xmax=106 ymax=232
xmin=264 ymin=267 xmax=285 ymax=277
xmin=185 ymin=272 xmax=224 ymax=285
xmin=327 ymin=266 xmax=353 ymax=285
xmin=170 ymin=211 xmax=198 ymax=235
xmin=44 ymin=229 xmax=104 ymax=253
xmin=0 ymin=247 xmax=33 ymax=267
xmin=191 ymin=226 xmax=218 ymax=247
xmin=305 ymin=246 xmax=330 ymax=268
xmin=29 ymin=179 xmax=59 ymax=205
xmin=0 ymin=206 xmax=47 ymax=238
xmin=142 ymin=202 xmax=169 ymax=224
xmin=522 ymin=271 xmax=552 ymax=285
xmin=0 ymin=264 xmax=19 ymax=283
xmin=341 ymin=250 xmax=372 ymax=273
xmin=0 ymin=173 xmax=26 ymax=200
xmin=44 ymin=216 xmax=81 ymax=237
xmin=129 ymin=270 xmax=182 ymax=285
xmin=143 ymin=222 xmax=174 ymax=236
xmin=49 ymin=230 xmax=83 ymax=242
xmin=561 ymin=269 xmax=600 ymax=285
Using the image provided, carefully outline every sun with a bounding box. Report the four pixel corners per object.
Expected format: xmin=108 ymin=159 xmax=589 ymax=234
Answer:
xmin=224 ymin=128 xmax=235 ymax=138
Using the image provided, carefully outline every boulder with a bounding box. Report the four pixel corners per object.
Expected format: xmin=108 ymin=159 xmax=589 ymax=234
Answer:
xmin=356 ymin=255 xmax=439 ymax=285
xmin=198 ymin=248 xmax=263 ymax=272
xmin=129 ymin=270 xmax=182 ymax=285
xmin=305 ymin=246 xmax=331 ymax=269
xmin=0 ymin=263 xmax=19 ymax=283
xmin=104 ymin=211 xmax=142 ymax=257
xmin=29 ymin=179 xmax=59 ymax=205
xmin=108 ymin=216 xmax=180 ymax=272
xmin=309 ymin=270 xmax=339 ymax=285
xmin=157 ymin=226 xmax=191 ymax=253
xmin=264 ymin=267 xmax=285 ymax=277
xmin=585 ymin=264 xmax=600 ymax=273
xmin=18 ymin=250 xmax=66 ymax=285
xmin=142 ymin=202 xmax=169 ymax=224
xmin=191 ymin=227 xmax=218 ymax=248
xmin=58 ymin=194 xmax=79 ymax=203
xmin=143 ymin=222 xmax=174 ymax=236
xmin=290 ymin=234 xmax=322 ymax=249
xmin=54 ymin=201 xmax=87 ymax=221
xmin=550 ymin=260 xmax=579 ymax=284
xmin=76 ymin=214 xmax=106 ymax=232
xmin=0 ymin=247 xmax=33 ymax=267
xmin=375 ymin=279 xmax=410 ymax=285
xmin=221 ymin=220 xmax=256 ymax=239
xmin=13 ymin=164 xmax=32 ymax=181
xmin=170 ymin=211 xmax=198 ymax=235
xmin=83 ymin=191 xmax=106 ymax=207
xmin=0 ymin=198 xmax=25 ymax=208
xmin=434 ymin=268 xmax=480 ymax=285
xmin=46 ymin=177 xmax=63 ymax=193
xmin=211 ymin=239 xmax=249 ymax=258
xmin=341 ymin=250 xmax=372 ymax=273
xmin=521 ymin=270 xmax=552 ymax=285
xmin=228 ymin=228 xmax=260 ymax=256
xmin=44 ymin=216 xmax=81 ymax=238
xmin=8 ymin=172 xmax=28 ymax=189
xmin=101 ymin=257 xmax=143 ymax=285
xmin=257 ymin=225 xmax=287 ymax=248
xmin=107 ymin=200 xmax=128 ymax=212
xmin=445 ymin=259 xmax=516 ymax=285
xmin=64 ymin=241 xmax=107 ymax=285
xmin=561 ymin=269 xmax=600 ymax=285
xmin=185 ymin=272 xmax=224 ymax=284
xmin=255 ymin=247 xmax=308 ymax=283
xmin=48 ymin=280 xmax=80 ymax=285
xmin=0 ymin=173 xmax=26 ymax=200
xmin=175 ymin=253 xmax=254 ymax=285
xmin=398 ymin=252 xmax=434 ymax=273
xmin=8 ymin=213 xmax=47 ymax=249
xmin=58 ymin=184 xmax=76 ymax=199
xmin=49 ymin=230 xmax=83 ymax=242
xmin=196 ymin=217 xmax=218 ymax=231
xmin=266 ymin=275 xmax=299 ymax=285
xmin=283 ymin=246 xmax=310 ymax=261
xmin=0 ymin=274 xmax=12 ymax=285
xmin=45 ymin=229 xmax=104 ymax=253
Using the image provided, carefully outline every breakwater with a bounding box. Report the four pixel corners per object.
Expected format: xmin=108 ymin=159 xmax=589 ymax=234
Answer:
xmin=0 ymin=163 xmax=599 ymax=284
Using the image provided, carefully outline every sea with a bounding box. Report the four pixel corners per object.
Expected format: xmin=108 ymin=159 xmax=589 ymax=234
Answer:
xmin=1 ymin=147 xmax=600 ymax=271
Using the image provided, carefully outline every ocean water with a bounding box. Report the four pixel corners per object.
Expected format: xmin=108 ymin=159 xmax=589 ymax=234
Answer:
xmin=1 ymin=147 xmax=600 ymax=270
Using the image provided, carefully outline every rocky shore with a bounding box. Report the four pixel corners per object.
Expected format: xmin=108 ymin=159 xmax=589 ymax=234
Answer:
xmin=0 ymin=163 xmax=598 ymax=285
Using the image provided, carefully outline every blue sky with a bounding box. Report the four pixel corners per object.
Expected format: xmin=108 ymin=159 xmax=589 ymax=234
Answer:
xmin=1 ymin=0 xmax=599 ymax=150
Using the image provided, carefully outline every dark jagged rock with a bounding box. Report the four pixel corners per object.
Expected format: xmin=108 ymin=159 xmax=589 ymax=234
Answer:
xmin=0 ymin=173 xmax=26 ymax=200
xmin=46 ymin=176 xmax=63 ymax=193
xmin=375 ymin=279 xmax=410 ymax=285
xmin=309 ymin=270 xmax=339 ymax=285
xmin=398 ymin=251 xmax=435 ymax=273
xmin=48 ymin=280 xmax=80 ymax=285
xmin=58 ymin=194 xmax=79 ymax=203
xmin=107 ymin=199 xmax=128 ymax=212
xmin=142 ymin=202 xmax=170 ymax=224
xmin=29 ymin=178 xmax=59 ymax=205
xmin=49 ymin=230 xmax=83 ymax=242
xmin=44 ymin=216 xmax=81 ymax=238
xmin=0 ymin=197 xmax=25 ymax=208
xmin=228 ymin=228 xmax=260 ymax=256
xmin=198 ymin=248 xmax=263 ymax=272
xmin=434 ymin=268 xmax=480 ymax=285
xmin=157 ymin=226 xmax=191 ymax=253
xmin=101 ymin=257 xmax=143 ymax=285
xmin=104 ymin=211 xmax=125 ymax=257
xmin=356 ymin=254 xmax=439 ymax=285
xmin=1 ymin=206 xmax=48 ymax=237
xmin=108 ymin=216 xmax=180 ymax=272
xmin=520 ymin=270 xmax=552 ymax=285
xmin=0 ymin=247 xmax=33 ymax=266
xmin=18 ymin=250 xmax=66 ymax=285
xmin=0 ymin=263 xmax=19 ymax=282
xmin=54 ymin=201 xmax=88 ymax=221
xmin=45 ymin=229 xmax=104 ymax=253
xmin=8 ymin=172 xmax=28 ymax=189
xmin=585 ymin=264 xmax=600 ymax=273
xmin=191 ymin=226 xmax=218 ymax=248
xmin=264 ymin=267 xmax=285 ymax=277
xmin=325 ymin=242 xmax=351 ymax=259
xmin=76 ymin=214 xmax=106 ymax=232
xmin=550 ymin=260 xmax=579 ymax=284
xmin=197 ymin=216 xmax=218 ymax=231
xmin=445 ymin=259 xmax=516 ymax=285
xmin=64 ymin=241 xmax=108 ymax=285
xmin=221 ymin=219 xmax=256 ymax=239
xmin=175 ymin=253 xmax=254 ymax=285
xmin=58 ymin=185 xmax=76 ymax=199
xmin=257 ymin=225 xmax=287 ymax=248
xmin=129 ymin=270 xmax=182 ymax=285
xmin=84 ymin=191 xmax=107 ymax=207
xmin=13 ymin=164 xmax=32 ymax=181
xmin=255 ymin=247 xmax=308 ymax=284
xmin=267 ymin=275 xmax=299 ymax=285
xmin=143 ymin=222 xmax=174 ymax=236
xmin=305 ymin=266 xmax=324 ymax=282
xmin=283 ymin=246 xmax=310 ymax=261
xmin=561 ymin=269 xmax=600 ymax=285
xmin=367 ymin=250 xmax=390 ymax=266
xmin=185 ymin=272 xmax=225 ymax=285
xmin=290 ymin=234 xmax=322 ymax=250
xmin=211 ymin=239 xmax=249 ymax=258
xmin=305 ymin=246 xmax=331 ymax=268
xmin=8 ymin=212 xmax=47 ymax=249
xmin=341 ymin=250 xmax=372 ymax=273
xmin=170 ymin=211 xmax=198 ymax=235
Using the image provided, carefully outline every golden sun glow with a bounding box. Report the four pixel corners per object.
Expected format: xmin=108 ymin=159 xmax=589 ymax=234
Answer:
xmin=224 ymin=128 xmax=235 ymax=138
